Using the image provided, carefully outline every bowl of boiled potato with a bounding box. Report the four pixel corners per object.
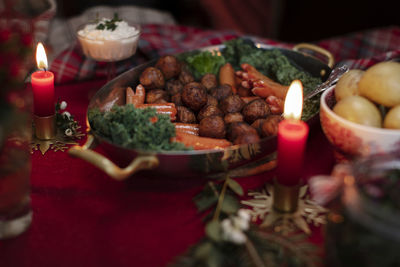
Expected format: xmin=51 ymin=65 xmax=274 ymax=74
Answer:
xmin=320 ymin=61 xmax=400 ymax=160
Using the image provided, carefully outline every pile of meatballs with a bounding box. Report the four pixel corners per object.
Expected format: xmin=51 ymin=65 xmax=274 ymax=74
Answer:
xmin=139 ymin=55 xmax=283 ymax=145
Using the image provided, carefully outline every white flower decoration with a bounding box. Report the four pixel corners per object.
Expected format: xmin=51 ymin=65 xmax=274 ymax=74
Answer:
xmin=65 ymin=128 xmax=73 ymax=136
xmin=60 ymin=101 xmax=67 ymax=110
xmin=62 ymin=111 xmax=71 ymax=119
xmin=221 ymin=219 xmax=247 ymax=244
xmin=221 ymin=209 xmax=251 ymax=244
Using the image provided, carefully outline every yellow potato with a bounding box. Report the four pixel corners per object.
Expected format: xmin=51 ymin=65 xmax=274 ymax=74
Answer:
xmin=383 ymin=105 xmax=400 ymax=129
xmin=335 ymin=69 xmax=364 ymax=101
xmin=333 ymin=96 xmax=382 ymax=127
xmin=358 ymin=61 xmax=400 ymax=107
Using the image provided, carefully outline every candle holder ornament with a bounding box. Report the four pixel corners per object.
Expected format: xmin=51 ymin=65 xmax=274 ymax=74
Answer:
xmin=31 ymin=101 xmax=84 ymax=155
xmin=241 ymin=181 xmax=328 ymax=235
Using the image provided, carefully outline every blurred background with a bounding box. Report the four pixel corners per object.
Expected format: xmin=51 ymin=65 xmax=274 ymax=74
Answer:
xmin=55 ymin=0 xmax=399 ymax=42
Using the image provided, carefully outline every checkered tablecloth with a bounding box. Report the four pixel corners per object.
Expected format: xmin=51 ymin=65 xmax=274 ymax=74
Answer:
xmin=50 ymin=24 xmax=400 ymax=84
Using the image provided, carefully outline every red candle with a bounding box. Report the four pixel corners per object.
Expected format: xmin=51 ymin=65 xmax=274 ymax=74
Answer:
xmin=31 ymin=42 xmax=55 ymax=117
xmin=276 ymin=80 xmax=309 ymax=186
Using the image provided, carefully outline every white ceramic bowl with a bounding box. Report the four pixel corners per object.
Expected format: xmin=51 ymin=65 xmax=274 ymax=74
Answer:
xmin=77 ymin=21 xmax=141 ymax=62
xmin=320 ymin=86 xmax=400 ymax=159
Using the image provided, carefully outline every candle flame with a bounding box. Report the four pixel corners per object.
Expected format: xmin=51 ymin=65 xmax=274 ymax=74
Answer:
xmin=283 ymin=80 xmax=303 ymax=120
xmin=36 ymin=42 xmax=48 ymax=70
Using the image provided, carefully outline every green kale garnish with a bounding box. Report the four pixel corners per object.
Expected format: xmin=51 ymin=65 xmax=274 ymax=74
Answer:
xmin=222 ymin=38 xmax=256 ymax=68
xmin=88 ymin=105 xmax=189 ymax=151
xmin=95 ymin=13 xmax=122 ymax=31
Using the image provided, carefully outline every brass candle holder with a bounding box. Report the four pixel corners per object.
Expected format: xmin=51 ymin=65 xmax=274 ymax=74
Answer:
xmin=34 ymin=114 xmax=56 ymax=140
xmin=31 ymin=111 xmax=84 ymax=155
xmin=242 ymin=179 xmax=328 ymax=235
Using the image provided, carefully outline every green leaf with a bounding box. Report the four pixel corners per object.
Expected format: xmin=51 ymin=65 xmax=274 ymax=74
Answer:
xmin=194 ymin=241 xmax=213 ymax=259
xmin=205 ymin=220 xmax=222 ymax=242
xmin=193 ymin=183 xmax=219 ymax=212
xmin=227 ymin=178 xmax=244 ymax=196
xmin=207 ymin=248 xmax=223 ymax=267
xmin=221 ymin=194 xmax=240 ymax=214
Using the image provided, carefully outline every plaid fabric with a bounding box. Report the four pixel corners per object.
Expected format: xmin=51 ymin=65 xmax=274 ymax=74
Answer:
xmin=50 ymin=24 xmax=400 ymax=84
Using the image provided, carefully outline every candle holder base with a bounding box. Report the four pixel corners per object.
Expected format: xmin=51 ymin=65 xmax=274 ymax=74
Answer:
xmin=241 ymin=183 xmax=328 ymax=235
xmin=30 ymin=109 xmax=85 ymax=155
xmin=31 ymin=130 xmax=83 ymax=155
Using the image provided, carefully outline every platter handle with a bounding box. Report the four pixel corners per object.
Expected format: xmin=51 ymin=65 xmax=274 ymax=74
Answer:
xmin=292 ymin=43 xmax=335 ymax=69
xmin=68 ymin=134 xmax=159 ymax=181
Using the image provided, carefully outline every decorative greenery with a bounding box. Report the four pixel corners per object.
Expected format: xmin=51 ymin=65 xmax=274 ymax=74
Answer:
xmin=172 ymin=175 xmax=322 ymax=267
xmin=95 ymin=13 xmax=122 ymax=31
xmin=55 ymin=101 xmax=82 ymax=139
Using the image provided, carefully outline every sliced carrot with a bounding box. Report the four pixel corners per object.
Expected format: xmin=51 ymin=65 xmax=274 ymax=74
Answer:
xmin=136 ymin=103 xmax=177 ymax=121
xmin=175 ymin=131 xmax=232 ymax=150
xmin=219 ymin=63 xmax=237 ymax=94
xmin=174 ymin=123 xmax=199 ymax=136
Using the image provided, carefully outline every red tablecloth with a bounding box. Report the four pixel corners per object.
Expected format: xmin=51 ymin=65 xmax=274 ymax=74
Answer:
xmin=1 ymin=24 xmax=400 ymax=267
xmin=0 ymin=78 xmax=334 ymax=267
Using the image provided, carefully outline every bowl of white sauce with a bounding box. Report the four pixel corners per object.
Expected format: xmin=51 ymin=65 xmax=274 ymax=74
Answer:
xmin=77 ymin=17 xmax=141 ymax=62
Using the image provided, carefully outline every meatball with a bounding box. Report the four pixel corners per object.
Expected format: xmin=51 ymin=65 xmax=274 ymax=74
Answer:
xmin=165 ymin=79 xmax=183 ymax=96
xmin=199 ymin=116 xmax=226 ymax=139
xmin=226 ymin=122 xmax=258 ymax=142
xmin=260 ymin=115 xmax=282 ymax=137
xmin=139 ymin=67 xmax=165 ymax=89
xmin=179 ymin=69 xmax=195 ymax=85
xmin=197 ymin=105 xmax=223 ymax=122
xmin=201 ymin=73 xmax=217 ymax=91
xmin=146 ymin=89 xmax=169 ymax=104
xmin=181 ymin=82 xmax=208 ymax=111
xmin=233 ymin=131 xmax=260 ymax=145
xmin=237 ymin=85 xmax=252 ymax=97
xmin=251 ymin=119 xmax=266 ymax=135
xmin=155 ymin=55 xmax=181 ymax=80
xmin=224 ymin=112 xmax=244 ymax=124
xmin=171 ymin=93 xmax=183 ymax=106
xmin=177 ymin=106 xmax=196 ymax=123
xmin=219 ymin=95 xmax=245 ymax=114
xmin=207 ymin=95 xmax=218 ymax=106
xmin=242 ymin=99 xmax=270 ymax=123
xmin=210 ymin=84 xmax=233 ymax=101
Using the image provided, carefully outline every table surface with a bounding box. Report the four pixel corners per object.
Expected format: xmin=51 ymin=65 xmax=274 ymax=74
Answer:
xmin=1 ymin=24 xmax=399 ymax=267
